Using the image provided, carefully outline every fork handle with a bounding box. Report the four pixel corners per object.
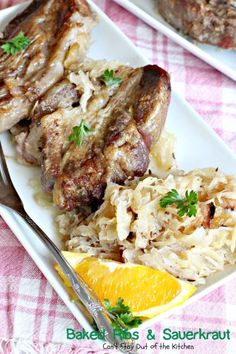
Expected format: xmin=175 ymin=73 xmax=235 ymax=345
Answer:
xmin=18 ymin=211 xmax=136 ymax=354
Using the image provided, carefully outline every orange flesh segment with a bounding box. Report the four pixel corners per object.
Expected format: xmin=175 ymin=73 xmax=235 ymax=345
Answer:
xmin=74 ymin=257 xmax=181 ymax=312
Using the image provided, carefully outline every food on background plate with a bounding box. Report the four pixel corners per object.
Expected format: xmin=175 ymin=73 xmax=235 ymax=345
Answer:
xmin=157 ymin=0 xmax=236 ymax=49
xmin=55 ymin=251 xmax=196 ymax=319
xmin=0 ymin=0 xmax=96 ymax=132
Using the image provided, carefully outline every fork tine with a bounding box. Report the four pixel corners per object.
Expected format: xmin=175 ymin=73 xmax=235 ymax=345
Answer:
xmin=0 ymin=142 xmax=6 ymax=185
xmin=0 ymin=141 xmax=24 ymax=212
xmin=0 ymin=141 xmax=14 ymax=187
xmin=0 ymin=162 xmax=4 ymax=185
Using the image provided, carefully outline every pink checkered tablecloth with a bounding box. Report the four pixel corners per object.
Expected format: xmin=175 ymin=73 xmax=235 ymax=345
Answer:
xmin=0 ymin=0 xmax=236 ymax=353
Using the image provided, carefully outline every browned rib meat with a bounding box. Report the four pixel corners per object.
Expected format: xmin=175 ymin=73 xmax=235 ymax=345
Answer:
xmin=52 ymin=65 xmax=171 ymax=211
xmin=38 ymin=64 xmax=132 ymax=191
xmin=0 ymin=0 xmax=96 ymax=132
xmin=10 ymin=79 xmax=81 ymax=165
xmin=157 ymin=0 xmax=236 ymax=49
xmin=31 ymin=80 xmax=79 ymax=121
xmin=41 ymin=109 xmax=74 ymax=190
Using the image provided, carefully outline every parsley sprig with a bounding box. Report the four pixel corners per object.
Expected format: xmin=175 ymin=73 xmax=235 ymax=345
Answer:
xmin=93 ymin=298 xmax=142 ymax=331
xmin=160 ymin=189 xmax=198 ymax=217
xmin=99 ymin=69 xmax=122 ymax=87
xmin=1 ymin=31 xmax=31 ymax=55
xmin=68 ymin=120 xmax=93 ymax=147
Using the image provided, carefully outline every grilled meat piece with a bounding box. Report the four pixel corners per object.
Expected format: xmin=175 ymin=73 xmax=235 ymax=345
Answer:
xmin=157 ymin=0 xmax=236 ymax=49
xmin=52 ymin=65 xmax=171 ymax=211
xmin=40 ymin=62 xmax=133 ymax=192
xmin=12 ymin=60 xmax=132 ymax=169
xmin=0 ymin=0 xmax=96 ymax=132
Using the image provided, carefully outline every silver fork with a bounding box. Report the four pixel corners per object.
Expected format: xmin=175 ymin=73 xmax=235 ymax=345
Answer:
xmin=0 ymin=142 xmax=137 ymax=354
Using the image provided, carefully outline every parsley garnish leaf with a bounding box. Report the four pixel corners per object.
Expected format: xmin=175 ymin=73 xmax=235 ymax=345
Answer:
xmin=1 ymin=31 xmax=31 ymax=55
xmin=93 ymin=297 xmax=142 ymax=331
xmin=68 ymin=120 xmax=93 ymax=147
xmin=104 ymin=298 xmax=130 ymax=315
xmin=100 ymin=69 xmax=122 ymax=87
xmin=118 ymin=313 xmax=142 ymax=329
xmin=160 ymin=189 xmax=198 ymax=217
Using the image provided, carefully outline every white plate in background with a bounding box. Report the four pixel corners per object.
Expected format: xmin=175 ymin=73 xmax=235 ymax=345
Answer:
xmin=113 ymin=0 xmax=236 ymax=81
xmin=0 ymin=0 xmax=236 ymax=336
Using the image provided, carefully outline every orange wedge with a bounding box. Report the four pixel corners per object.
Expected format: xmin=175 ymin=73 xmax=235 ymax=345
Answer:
xmin=55 ymin=251 xmax=196 ymax=318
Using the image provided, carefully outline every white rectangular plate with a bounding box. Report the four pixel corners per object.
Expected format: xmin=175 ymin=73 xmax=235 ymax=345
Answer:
xmin=0 ymin=0 xmax=236 ymax=334
xmin=114 ymin=0 xmax=236 ymax=81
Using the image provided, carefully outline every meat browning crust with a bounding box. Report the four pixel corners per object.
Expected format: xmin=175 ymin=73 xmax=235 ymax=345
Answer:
xmin=0 ymin=0 xmax=96 ymax=132
xmin=157 ymin=0 xmax=236 ymax=49
xmin=53 ymin=65 xmax=171 ymax=211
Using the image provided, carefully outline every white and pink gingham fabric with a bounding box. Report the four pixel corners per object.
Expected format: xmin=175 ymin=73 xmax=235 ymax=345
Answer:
xmin=0 ymin=0 xmax=236 ymax=353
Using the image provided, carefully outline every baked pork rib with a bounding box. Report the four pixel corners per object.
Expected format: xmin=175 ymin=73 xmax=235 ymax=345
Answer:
xmin=0 ymin=0 xmax=96 ymax=132
xmin=44 ymin=64 xmax=171 ymax=211
xmin=13 ymin=59 xmax=171 ymax=211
